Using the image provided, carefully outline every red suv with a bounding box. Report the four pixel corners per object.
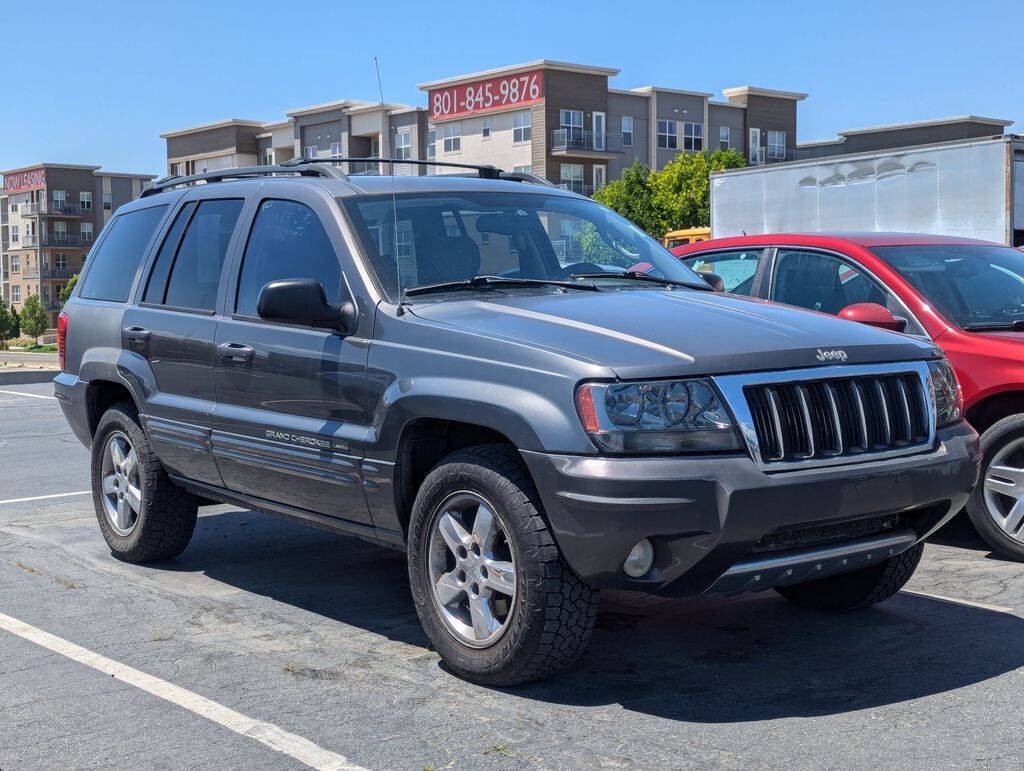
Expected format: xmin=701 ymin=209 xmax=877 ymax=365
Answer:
xmin=674 ymin=233 xmax=1024 ymax=560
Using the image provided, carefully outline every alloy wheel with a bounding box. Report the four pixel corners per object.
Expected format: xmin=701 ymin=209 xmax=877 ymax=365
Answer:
xmin=983 ymin=436 xmax=1024 ymax=543
xmin=427 ymin=492 xmax=517 ymax=648
xmin=100 ymin=430 xmax=142 ymax=536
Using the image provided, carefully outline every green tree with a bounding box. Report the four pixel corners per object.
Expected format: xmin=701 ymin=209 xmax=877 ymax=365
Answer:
xmin=592 ymin=160 xmax=665 ymax=238
xmin=650 ymin=148 xmax=747 ymax=230
xmin=59 ymin=274 xmax=79 ymax=305
xmin=20 ymin=295 xmax=49 ymax=345
xmin=10 ymin=307 xmax=20 ymax=339
xmin=0 ymin=298 xmax=13 ymax=350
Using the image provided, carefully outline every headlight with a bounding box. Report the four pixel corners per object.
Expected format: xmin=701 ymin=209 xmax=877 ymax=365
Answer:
xmin=927 ymin=359 xmax=963 ymax=428
xmin=575 ymin=378 xmax=743 ymax=454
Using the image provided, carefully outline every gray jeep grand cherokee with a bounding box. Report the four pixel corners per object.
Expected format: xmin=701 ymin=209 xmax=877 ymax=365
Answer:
xmin=54 ymin=159 xmax=980 ymax=685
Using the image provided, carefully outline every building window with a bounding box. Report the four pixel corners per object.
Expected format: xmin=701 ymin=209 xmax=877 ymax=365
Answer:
xmin=442 ymin=122 xmax=461 ymax=153
xmin=767 ymin=130 xmax=787 ymax=160
xmin=10 ymin=225 xmax=18 ymax=243
xmin=657 ymin=120 xmax=678 ymax=150
xmin=513 ymin=165 xmax=532 ymax=174
xmin=560 ymin=163 xmax=584 ymax=194
xmin=394 ymin=131 xmax=411 ymax=160
xmin=54 ymin=222 xmax=68 ymax=240
xmin=103 ymin=192 xmax=112 ymax=210
xmin=481 ymin=118 xmax=491 ymax=140
xmin=719 ymin=126 xmax=731 ymax=150
xmin=261 ymin=149 xmax=274 ymax=166
xmin=9 ymin=202 xmax=16 ymax=214
xmin=513 ymin=111 xmax=532 ymax=143
xmin=11 ymin=254 xmax=19 ymax=271
xmin=11 ymin=286 xmax=19 ymax=303
xmin=80 ymin=191 xmax=93 ymax=211
xmin=327 ymin=141 xmax=340 ymax=158
xmin=560 ymin=109 xmax=583 ymax=141
xmin=683 ymin=122 xmax=703 ymax=152
xmin=53 ymin=189 xmax=66 ymax=208
xmin=55 ymin=253 xmax=67 ymax=271
xmin=426 ymin=128 xmax=436 ymax=161
xmin=81 ymin=222 xmax=94 ymax=241
xmin=622 ymin=116 xmax=633 ymax=147
xmin=304 ymin=146 xmax=318 ymax=159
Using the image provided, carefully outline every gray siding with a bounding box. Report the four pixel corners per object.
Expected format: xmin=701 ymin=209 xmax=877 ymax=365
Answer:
xmin=296 ymin=114 xmax=345 ymax=155
xmin=608 ymin=92 xmax=649 ymax=180
xmin=653 ymin=92 xmax=706 ymax=169
xmin=709 ymin=103 xmax=745 ymax=155
xmin=743 ymin=95 xmax=798 ymax=156
xmin=166 ymin=125 xmax=260 ymax=159
xmin=841 ymin=120 xmax=1006 ymax=154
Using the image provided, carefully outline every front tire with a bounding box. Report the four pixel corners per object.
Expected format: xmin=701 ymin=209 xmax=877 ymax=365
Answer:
xmin=775 ymin=542 xmax=924 ymax=610
xmin=966 ymin=414 xmax=1024 ymax=561
xmin=91 ymin=403 xmax=198 ymax=563
xmin=407 ymin=444 xmax=598 ymax=685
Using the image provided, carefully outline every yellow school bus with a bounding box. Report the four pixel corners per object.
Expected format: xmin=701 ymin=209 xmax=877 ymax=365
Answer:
xmin=663 ymin=227 xmax=711 ymax=249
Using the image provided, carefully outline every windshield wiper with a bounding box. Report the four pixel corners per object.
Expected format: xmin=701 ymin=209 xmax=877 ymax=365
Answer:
xmin=569 ymin=270 xmax=710 ymax=290
xmin=962 ymin=320 xmax=1024 ymax=332
xmin=404 ymin=275 xmax=599 ymax=297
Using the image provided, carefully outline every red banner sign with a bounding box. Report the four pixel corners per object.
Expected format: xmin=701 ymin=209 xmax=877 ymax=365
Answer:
xmin=429 ymin=69 xmax=543 ymax=120
xmin=3 ymin=168 xmax=46 ymax=194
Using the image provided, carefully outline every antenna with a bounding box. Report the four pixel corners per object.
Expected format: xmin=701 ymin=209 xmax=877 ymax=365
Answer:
xmin=374 ymin=56 xmax=405 ymax=312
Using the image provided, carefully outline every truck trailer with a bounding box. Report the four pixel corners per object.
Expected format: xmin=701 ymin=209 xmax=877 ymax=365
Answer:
xmin=711 ymin=134 xmax=1024 ymax=246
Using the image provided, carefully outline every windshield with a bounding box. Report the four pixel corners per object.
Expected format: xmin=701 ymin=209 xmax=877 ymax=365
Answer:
xmin=871 ymin=244 xmax=1024 ymax=329
xmin=341 ymin=191 xmax=708 ymax=301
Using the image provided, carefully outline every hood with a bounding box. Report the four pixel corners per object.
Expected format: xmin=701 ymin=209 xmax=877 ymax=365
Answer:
xmin=409 ymin=289 xmax=939 ymax=379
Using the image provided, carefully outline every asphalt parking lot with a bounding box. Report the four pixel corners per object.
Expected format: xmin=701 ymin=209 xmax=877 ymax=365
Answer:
xmin=1 ymin=379 xmax=1023 ymax=769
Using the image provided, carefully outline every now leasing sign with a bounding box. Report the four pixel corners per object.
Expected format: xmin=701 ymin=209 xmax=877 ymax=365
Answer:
xmin=3 ymin=168 xmax=46 ymax=194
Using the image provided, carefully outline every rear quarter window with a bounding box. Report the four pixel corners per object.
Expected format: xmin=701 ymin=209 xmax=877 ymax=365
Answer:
xmin=78 ymin=205 xmax=169 ymax=302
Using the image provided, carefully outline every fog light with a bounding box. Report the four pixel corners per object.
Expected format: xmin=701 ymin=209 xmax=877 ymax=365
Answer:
xmin=623 ymin=538 xmax=655 ymax=578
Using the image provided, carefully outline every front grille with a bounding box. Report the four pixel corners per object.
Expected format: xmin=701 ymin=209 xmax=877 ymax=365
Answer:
xmin=750 ymin=513 xmax=901 ymax=554
xmin=744 ymin=372 xmax=929 ymax=464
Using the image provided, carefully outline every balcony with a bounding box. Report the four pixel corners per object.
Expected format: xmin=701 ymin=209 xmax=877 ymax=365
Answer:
xmin=347 ymin=161 xmax=379 ymax=175
xmin=747 ymin=146 xmax=800 ymax=166
xmin=556 ymin=181 xmax=594 ymax=197
xmin=20 ymin=234 xmax=39 ymax=247
xmin=550 ymin=130 xmax=624 ymax=157
xmin=42 ymin=233 xmax=85 ymax=247
xmin=18 ymin=201 xmax=83 ymax=217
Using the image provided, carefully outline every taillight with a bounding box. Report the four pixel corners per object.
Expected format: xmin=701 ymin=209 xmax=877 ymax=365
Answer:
xmin=57 ymin=311 xmax=68 ymax=371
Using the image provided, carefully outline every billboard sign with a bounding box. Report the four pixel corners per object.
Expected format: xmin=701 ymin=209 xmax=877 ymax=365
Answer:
xmin=3 ymin=168 xmax=46 ymax=194
xmin=429 ymin=69 xmax=543 ymax=121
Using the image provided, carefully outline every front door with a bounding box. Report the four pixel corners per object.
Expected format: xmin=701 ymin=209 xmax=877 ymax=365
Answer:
xmin=593 ymin=164 xmax=606 ymax=191
xmin=212 ymin=186 xmax=373 ymax=524
xmin=749 ymin=128 xmax=761 ymax=164
xmin=593 ymin=112 xmax=606 ymax=151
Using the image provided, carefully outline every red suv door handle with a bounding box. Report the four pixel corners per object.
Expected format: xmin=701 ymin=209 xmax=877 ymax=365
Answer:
xmin=217 ymin=342 xmax=254 ymax=363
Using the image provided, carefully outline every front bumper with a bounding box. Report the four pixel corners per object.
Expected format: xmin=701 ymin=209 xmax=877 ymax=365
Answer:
xmin=521 ymin=421 xmax=980 ymax=595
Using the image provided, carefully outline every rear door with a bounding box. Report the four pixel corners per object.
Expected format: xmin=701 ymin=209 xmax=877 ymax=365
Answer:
xmin=122 ymin=194 xmax=246 ymax=486
xmin=211 ymin=183 xmax=373 ymax=525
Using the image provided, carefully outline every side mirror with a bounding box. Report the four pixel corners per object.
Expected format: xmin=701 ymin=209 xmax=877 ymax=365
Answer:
xmin=838 ymin=302 xmax=907 ymax=333
xmin=700 ymin=272 xmax=725 ymax=292
xmin=256 ymin=278 xmax=357 ymax=333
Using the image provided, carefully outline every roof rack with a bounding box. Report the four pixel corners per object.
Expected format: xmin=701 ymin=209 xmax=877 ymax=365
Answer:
xmin=140 ymin=162 xmax=347 ymax=197
xmin=141 ymin=157 xmax=555 ymax=198
xmin=282 ymin=156 xmax=554 ymax=186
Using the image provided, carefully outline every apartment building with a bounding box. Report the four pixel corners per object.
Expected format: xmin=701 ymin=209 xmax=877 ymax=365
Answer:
xmin=417 ymin=61 xmax=808 ymax=194
xmin=0 ymin=163 xmax=154 ymax=326
xmin=161 ymin=100 xmax=431 ymax=178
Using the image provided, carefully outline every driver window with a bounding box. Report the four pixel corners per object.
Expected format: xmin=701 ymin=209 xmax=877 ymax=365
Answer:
xmin=771 ymin=250 xmax=925 ymax=335
xmin=236 ymin=199 xmax=342 ymax=318
xmin=683 ymin=250 xmax=762 ymax=295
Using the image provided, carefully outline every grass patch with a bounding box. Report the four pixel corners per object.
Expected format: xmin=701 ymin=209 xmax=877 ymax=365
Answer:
xmin=56 ymin=576 xmax=77 ymax=590
xmin=18 ymin=344 xmax=58 ymax=353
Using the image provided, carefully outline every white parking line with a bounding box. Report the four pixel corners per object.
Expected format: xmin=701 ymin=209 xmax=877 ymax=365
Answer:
xmin=0 ymin=389 xmax=57 ymax=400
xmin=901 ymin=589 xmax=1015 ymax=614
xmin=0 ymin=612 xmax=366 ymax=770
xmin=0 ymin=491 xmax=91 ymax=506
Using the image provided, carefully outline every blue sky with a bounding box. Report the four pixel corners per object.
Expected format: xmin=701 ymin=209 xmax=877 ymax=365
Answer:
xmin=2 ymin=0 xmax=1021 ymax=175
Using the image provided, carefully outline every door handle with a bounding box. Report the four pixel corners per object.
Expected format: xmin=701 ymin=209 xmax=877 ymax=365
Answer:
xmin=217 ymin=342 xmax=254 ymax=363
xmin=122 ymin=326 xmax=150 ymax=342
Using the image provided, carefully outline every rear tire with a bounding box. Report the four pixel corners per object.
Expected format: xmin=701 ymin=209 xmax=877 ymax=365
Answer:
xmin=91 ymin=402 xmax=198 ymax=563
xmin=407 ymin=444 xmax=598 ymax=685
xmin=775 ymin=542 xmax=923 ymax=610
xmin=966 ymin=414 xmax=1024 ymax=562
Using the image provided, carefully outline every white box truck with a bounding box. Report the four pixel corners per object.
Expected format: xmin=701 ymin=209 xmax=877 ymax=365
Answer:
xmin=711 ymin=134 xmax=1024 ymax=246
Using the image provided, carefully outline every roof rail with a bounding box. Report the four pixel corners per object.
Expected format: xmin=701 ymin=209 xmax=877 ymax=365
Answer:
xmin=140 ymin=163 xmax=348 ymax=197
xmin=281 ymin=156 xmax=554 ymax=186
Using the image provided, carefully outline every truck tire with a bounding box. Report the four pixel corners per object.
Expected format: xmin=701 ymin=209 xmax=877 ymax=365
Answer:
xmin=91 ymin=402 xmax=198 ymax=563
xmin=407 ymin=444 xmax=599 ymax=685
xmin=775 ymin=542 xmax=923 ymax=610
xmin=966 ymin=414 xmax=1024 ymax=561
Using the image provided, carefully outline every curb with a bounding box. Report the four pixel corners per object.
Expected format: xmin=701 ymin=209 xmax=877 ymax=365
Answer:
xmin=0 ymin=370 xmax=60 ymax=386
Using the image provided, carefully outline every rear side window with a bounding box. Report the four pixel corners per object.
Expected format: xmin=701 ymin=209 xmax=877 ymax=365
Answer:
xmin=235 ymin=199 xmax=341 ymax=317
xmin=78 ymin=205 xmax=168 ymax=302
xmin=143 ymin=202 xmax=196 ymax=303
xmin=152 ymin=199 xmax=243 ymax=311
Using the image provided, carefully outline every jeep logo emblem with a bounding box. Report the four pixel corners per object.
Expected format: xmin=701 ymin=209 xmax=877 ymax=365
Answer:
xmin=815 ymin=348 xmax=848 ymax=362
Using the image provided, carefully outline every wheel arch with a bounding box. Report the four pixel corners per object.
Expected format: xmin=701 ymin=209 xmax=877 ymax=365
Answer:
xmin=966 ymin=390 xmax=1024 ymax=435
